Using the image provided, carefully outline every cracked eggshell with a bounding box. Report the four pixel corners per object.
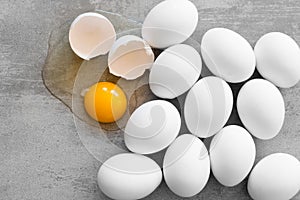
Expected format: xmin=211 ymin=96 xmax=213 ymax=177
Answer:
xmin=108 ymin=35 xmax=154 ymax=80
xmin=98 ymin=153 xmax=162 ymax=200
xmin=201 ymin=28 xmax=256 ymax=83
xmin=255 ymin=32 xmax=300 ymax=88
xmin=184 ymin=76 xmax=233 ymax=138
xmin=163 ymin=134 xmax=210 ymax=198
xmin=69 ymin=12 xmax=116 ymax=60
xmin=210 ymin=125 xmax=256 ymax=187
xmin=237 ymin=79 xmax=285 ymax=140
xmin=149 ymin=44 xmax=202 ymax=99
xmin=124 ymin=100 xmax=181 ymax=154
xmin=248 ymin=153 xmax=300 ymax=200
xmin=142 ymin=0 xmax=198 ymax=49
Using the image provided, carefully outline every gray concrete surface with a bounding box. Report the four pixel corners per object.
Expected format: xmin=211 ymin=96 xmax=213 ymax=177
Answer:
xmin=0 ymin=0 xmax=300 ymax=199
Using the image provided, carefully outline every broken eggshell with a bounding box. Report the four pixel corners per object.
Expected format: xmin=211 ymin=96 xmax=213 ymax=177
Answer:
xmin=108 ymin=35 xmax=154 ymax=80
xmin=69 ymin=12 xmax=116 ymax=60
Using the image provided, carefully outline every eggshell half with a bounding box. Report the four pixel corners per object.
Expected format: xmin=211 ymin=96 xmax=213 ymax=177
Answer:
xmin=142 ymin=0 xmax=198 ymax=49
xmin=210 ymin=125 xmax=256 ymax=187
xmin=163 ymin=134 xmax=210 ymax=198
xmin=237 ymin=79 xmax=285 ymax=140
xmin=254 ymin=32 xmax=300 ymax=88
xmin=248 ymin=153 xmax=300 ymax=200
xmin=149 ymin=44 xmax=202 ymax=99
xmin=201 ymin=28 xmax=256 ymax=83
xmin=69 ymin=12 xmax=116 ymax=60
xmin=98 ymin=153 xmax=162 ymax=200
xmin=124 ymin=100 xmax=181 ymax=154
xmin=184 ymin=76 xmax=233 ymax=138
xmin=108 ymin=35 xmax=154 ymax=80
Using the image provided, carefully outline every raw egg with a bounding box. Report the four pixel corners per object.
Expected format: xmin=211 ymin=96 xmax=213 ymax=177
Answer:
xmin=84 ymin=82 xmax=127 ymax=123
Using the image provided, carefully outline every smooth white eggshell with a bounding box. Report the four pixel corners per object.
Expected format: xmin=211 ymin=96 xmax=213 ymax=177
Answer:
xmin=142 ymin=0 xmax=198 ymax=49
xmin=163 ymin=134 xmax=210 ymax=198
xmin=248 ymin=153 xmax=300 ymax=200
xmin=254 ymin=32 xmax=300 ymax=88
xmin=69 ymin=12 xmax=116 ymax=60
xmin=124 ymin=100 xmax=181 ymax=154
xmin=201 ymin=28 xmax=256 ymax=83
xmin=98 ymin=153 xmax=162 ymax=200
xmin=237 ymin=79 xmax=285 ymax=140
xmin=210 ymin=125 xmax=256 ymax=187
xmin=108 ymin=35 xmax=154 ymax=80
xmin=149 ymin=44 xmax=202 ymax=99
xmin=184 ymin=76 xmax=233 ymax=138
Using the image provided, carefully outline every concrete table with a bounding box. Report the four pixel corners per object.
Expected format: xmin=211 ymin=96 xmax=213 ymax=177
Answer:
xmin=0 ymin=0 xmax=299 ymax=199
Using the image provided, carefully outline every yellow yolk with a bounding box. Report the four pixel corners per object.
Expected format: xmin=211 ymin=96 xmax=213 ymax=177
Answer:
xmin=84 ymin=82 xmax=127 ymax=123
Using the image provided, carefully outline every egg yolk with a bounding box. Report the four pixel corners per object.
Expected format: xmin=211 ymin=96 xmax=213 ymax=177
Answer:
xmin=84 ymin=82 xmax=127 ymax=123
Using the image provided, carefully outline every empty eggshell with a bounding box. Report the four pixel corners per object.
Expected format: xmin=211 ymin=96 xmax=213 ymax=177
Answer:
xmin=149 ymin=44 xmax=202 ymax=99
xmin=248 ymin=153 xmax=300 ymax=200
xmin=210 ymin=125 xmax=256 ymax=187
xmin=163 ymin=134 xmax=210 ymax=198
xmin=142 ymin=0 xmax=198 ymax=49
xmin=237 ymin=79 xmax=285 ymax=140
xmin=98 ymin=153 xmax=162 ymax=200
xmin=184 ymin=76 xmax=233 ymax=138
xmin=108 ymin=35 xmax=154 ymax=80
xmin=69 ymin=12 xmax=116 ymax=60
xmin=124 ymin=100 xmax=181 ymax=154
xmin=201 ymin=28 xmax=256 ymax=83
xmin=254 ymin=32 xmax=300 ymax=88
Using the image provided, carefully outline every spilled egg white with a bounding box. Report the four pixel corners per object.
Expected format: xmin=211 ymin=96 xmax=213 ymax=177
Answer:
xmin=149 ymin=44 xmax=202 ymax=99
xmin=124 ymin=100 xmax=181 ymax=154
xmin=237 ymin=79 xmax=285 ymax=140
xmin=201 ymin=28 xmax=256 ymax=83
xmin=210 ymin=125 xmax=256 ymax=187
xmin=69 ymin=12 xmax=116 ymax=60
xmin=163 ymin=134 xmax=210 ymax=198
xmin=108 ymin=35 xmax=154 ymax=80
xmin=184 ymin=76 xmax=233 ymax=138
xmin=142 ymin=0 xmax=198 ymax=49
xmin=248 ymin=153 xmax=300 ymax=200
xmin=98 ymin=153 xmax=162 ymax=200
xmin=255 ymin=32 xmax=300 ymax=88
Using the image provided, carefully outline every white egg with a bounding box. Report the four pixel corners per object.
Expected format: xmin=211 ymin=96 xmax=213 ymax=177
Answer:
xmin=163 ymin=134 xmax=210 ymax=197
xmin=108 ymin=35 xmax=154 ymax=80
xmin=201 ymin=28 xmax=256 ymax=83
xmin=69 ymin=12 xmax=116 ymax=60
xmin=248 ymin=153 xmax=300 ymax=200
xmin=124 ymin=100 xmax=181 ymax=154
xmin=237 ymin=79 xmax=285 ymax=140
xmin=149 ymin=44 xmax=202 ymax=99
xmin=98 ymin=153 xmax=162 ymax=200
xmin=255 ymin=32 xmax=300 ymax=88
xmin=184 ymin=76 xmax=233 ymax=138
xmin=142 ymin=0 xmax=198 ymax=49
xmin=210 ymin=125 xmax=256 ymax=187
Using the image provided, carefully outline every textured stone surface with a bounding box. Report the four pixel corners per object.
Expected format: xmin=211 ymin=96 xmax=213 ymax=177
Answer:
xmin=0 ymin=0 xmax=300 ymax=199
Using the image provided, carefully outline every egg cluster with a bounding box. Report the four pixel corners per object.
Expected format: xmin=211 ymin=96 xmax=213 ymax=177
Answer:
xmin=69 ymin=0 xmax=300 ymax=200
